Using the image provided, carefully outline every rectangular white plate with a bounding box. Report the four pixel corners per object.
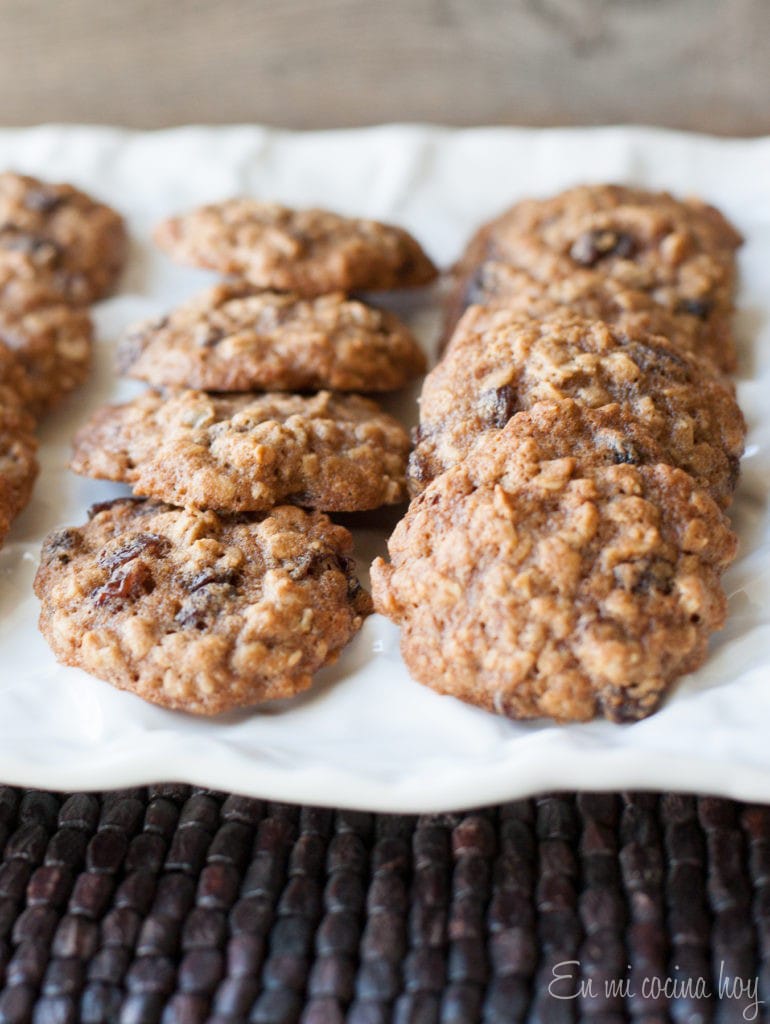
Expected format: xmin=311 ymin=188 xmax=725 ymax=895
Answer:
xmin=1 ymin=124 xmax=769 ymax=812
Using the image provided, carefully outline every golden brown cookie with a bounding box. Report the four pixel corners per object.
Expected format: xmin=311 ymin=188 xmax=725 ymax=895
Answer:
xmin=0 ymin=303 xmax=94 ymax=416
xmin=0 ymin=250 xmax=69 ymax=313
xmin=445 ymin=263 xmax=737 ymax=372
xmin=412 ymin=310 xmax=745 ymax=508
xmin=418 ymin=398 xmax=671 ymax=488
xmin=35 ymin=498 xmax=372 ymax=715
xmin=154 ymin=200 xmax=437 ymax=294
xmin=0 ymin=172 xmax=127 ymax=306
xmin=118 ymin=284 xmax=426 ymax=392
xmin=447 ymin=185 xmax=741 ymax=371
xmin=0 ymin=343 xmax=36 ymax=420
xmin=0 ymin=397 xmax=38 ymax=545
xmin=71 ymin=389 xmax=411 ymax=513
xmin=372 ymin=457 xmax=736 ymax=724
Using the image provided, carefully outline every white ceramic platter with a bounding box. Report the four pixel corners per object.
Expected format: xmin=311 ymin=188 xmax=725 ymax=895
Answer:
xmin=1 ymin=124 xmax=769 ymax=811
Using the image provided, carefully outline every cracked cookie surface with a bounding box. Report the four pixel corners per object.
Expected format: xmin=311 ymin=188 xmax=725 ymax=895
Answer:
xmin=447 ymin=184 xmax=741 ymax=371
xmin=154 ymin=200 xmax=437 ymax=294
xmin=0 ymin=303 xmax=93 ymax=416
xmin=119 ymin=284 xmax=426 ymax=392
xmin=412 ymin=398 xmax=670 ymax=490
xmin=373 ymin=458 xmax=736 ymax=723
xmin=412 ymin=309 xmax=745 ymax=508
xmin=71 ymin=389 xmax=411 ymax=512
xmin=446 ymin=263 xmax=737 ymax=371
xmin=0 ymin=172 xmax=127 ymax=306
xmin=35 ymin=498 xmax=372 ymax=715
xmin=0 ymin=396 xmax=38 ymax=545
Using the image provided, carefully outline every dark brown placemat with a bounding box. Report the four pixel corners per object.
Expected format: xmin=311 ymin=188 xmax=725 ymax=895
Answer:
xmin=0 ymin=787 xmax=766 ymax=1024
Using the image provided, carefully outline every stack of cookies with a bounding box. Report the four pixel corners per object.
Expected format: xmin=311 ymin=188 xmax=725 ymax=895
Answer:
xmin=35 ymin=200 xmax=437 ymax=715
xmin=0 ymin=172 xmax=127 ymax=546
xmin=372 ymin=185 xmax=746 ymax=723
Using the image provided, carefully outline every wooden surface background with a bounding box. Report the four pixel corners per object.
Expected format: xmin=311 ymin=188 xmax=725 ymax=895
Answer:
xmin=0 ymin=0 xmax=767 ymax=134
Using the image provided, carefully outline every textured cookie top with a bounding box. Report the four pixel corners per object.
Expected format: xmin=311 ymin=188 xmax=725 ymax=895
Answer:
xmin=372 ymin=459 xmax=736 ymax=723
xmin=154 ymin=200 xmax=437 ymax=294
xmin=0 ymin=343 xmax=36 ymax=427
xmin=35 ymin=499 xmax=372 ymax=715
xmin=457 ymin=184 xmax=740 ymax=291
xmin=71 ymin=389 xmax=411 ymax=513
xmin=0 ymin=342 xmax=39 ymax=538
xmin=414 ymin=310 xmax=745 ymax=508
xmin=447 ymin=262 xmax=737 ymax=372
xmin=410 ymin=398 xmax=669 ymax=493
xmin=0 ymin=397 xmax=38 ymax=545
xmin=449 ymin=184 xmax=740 ymax=371
xmin=0 ymin=249 xmax=72 ymax=314
xmin=0 ymin=172 xmax=127 ymax=306
xmin=0 ymin=303 xmax=93 ymax=417
xmin=119 ymin=284 xmax=427 ymax=392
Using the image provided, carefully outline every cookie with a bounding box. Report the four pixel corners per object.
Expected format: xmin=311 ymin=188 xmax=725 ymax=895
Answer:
xmin=448 ymin=185 xmax=741 ymax=371
xmin=0 ymin=251 xmax=71 ymax=314
xmin=412 ymin=309 xmax=745 ymax=508
xmin=0 ymin=172 xmax=127 ymax=305
xmin=445 ymin=263 xmax=737 ymax=372
xmin=372 ymin=458 xmax=736 ymax=723
xmin=0 ymin=303 xmax=94 ymax=416
xmin=34 ymin=498 xmax=372 ymax=715
xmin=154 ymin=200 xmax=437 ymax=294
xmin=0 ymin=398 xmax=38 ymax=545
xmin=119 ymin=284 xmax=427 ymax=392
xmin=0 ymin=343 xmax=36 ymax=423
xmin=71 ymin=389 xmax=410 ymax=513
xmin=418 ymin=398 xmax=671 ymax=487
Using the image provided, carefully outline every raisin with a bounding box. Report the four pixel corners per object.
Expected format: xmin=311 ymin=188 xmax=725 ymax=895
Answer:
xmin=407 ymin=449 xmax=432 ymax=487
xmin=290 ymin=552 xmax=335 ymax=582
xmin=463 ymin=265 xmax=491 ymax=307
xmin=629 ymin=566 xmax=673 ymax=596
xmin=197 ymin=325 xmax=226 ymax=348
xmin=346 ymin=574 xmax=364 ymax=603
xmin=570 ymin=229 xmax=636 ymax=267
xmin=622 ymin=339 xmax=688 ymax=375
xmin=606 ymin=695 xmax=647 ymax=723
xmin=611 ymin=441 xmax=642 ymax=465
xmin=43 ymin=528 xmax=82 ymax=564
xmin=186 ymin=568 xmax=240 ymax=593
xmin=175 ymin=600 xmax=207 ymax=630
xmin=727 ymin=454 xmax=741 ymax=492
xmin=479 ymin=384 xmax=518 ymax=429
xmin=116 ymin=332 xmax=153 ymax=373
xmin=92 ymin=563 xmax=155 ymax=608
xmin=336 ymin=554 xmax=355 ymax=577
xmin=288 ymin=551 xmax=355 ymax=584
xmin=23 ymin=189 xmax=65 ymax=215
xmin=676 ymin=297 xmax=713 ymax=319
xmin=0 ymin=229 xmax=62 ymax=262
xmin=175 ymin=582 xmax=235 ymax=630
xmin=98 ymin=533 xmax=169 ymax=571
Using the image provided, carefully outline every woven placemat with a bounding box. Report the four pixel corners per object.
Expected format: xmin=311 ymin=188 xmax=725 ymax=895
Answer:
xmin=0 ymin=787 xmax=765 ymax=1024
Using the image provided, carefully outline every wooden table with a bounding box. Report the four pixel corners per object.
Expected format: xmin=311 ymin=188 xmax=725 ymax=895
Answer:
xmin=0 ymin=0 xmax=767 ymax=134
